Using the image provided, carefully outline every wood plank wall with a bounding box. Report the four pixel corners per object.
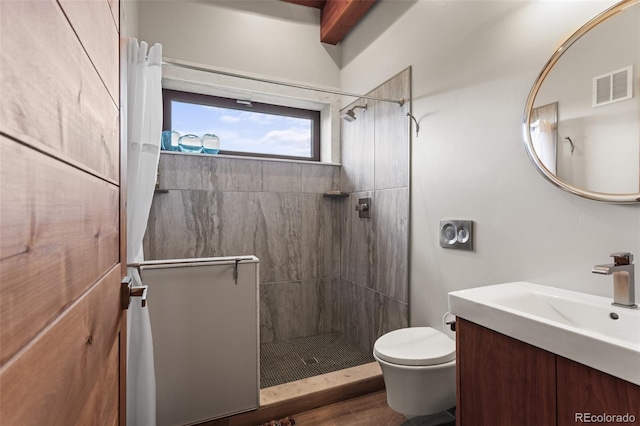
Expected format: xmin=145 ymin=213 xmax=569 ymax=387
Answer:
xmin=0 ymin=0 xmax=123 ymax=424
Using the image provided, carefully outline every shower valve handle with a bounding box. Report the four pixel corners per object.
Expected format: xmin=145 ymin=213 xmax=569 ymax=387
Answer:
xmin=355 ymin=197 xmax=372 ymax=218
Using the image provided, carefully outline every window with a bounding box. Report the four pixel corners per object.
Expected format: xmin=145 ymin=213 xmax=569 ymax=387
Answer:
xmin=162 ymin=89 xmax=321 ymax=161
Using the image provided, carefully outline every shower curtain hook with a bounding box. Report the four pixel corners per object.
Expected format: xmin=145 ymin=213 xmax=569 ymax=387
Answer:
xmin=564 ymin=136 xmax=575 ymax=155
xmin=406 ymin=112 xmax=420 ymax=138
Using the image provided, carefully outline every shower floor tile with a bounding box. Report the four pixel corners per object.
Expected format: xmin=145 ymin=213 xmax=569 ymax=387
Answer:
xmin=260 ymin=332 xmax=375 ymax=389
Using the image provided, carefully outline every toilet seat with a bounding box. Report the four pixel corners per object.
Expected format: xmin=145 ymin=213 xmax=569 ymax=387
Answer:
xmin=373 ymin=327 xmax=455 ymax=366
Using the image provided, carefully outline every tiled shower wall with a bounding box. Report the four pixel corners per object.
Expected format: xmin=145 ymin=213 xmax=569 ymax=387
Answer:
xmin=143 ymin=155 xmax=342 ymax=343
xmin=339 ymin=68 xmax=410 ymax=351
xmin=143 ymin=68 xmax=410 ymax=351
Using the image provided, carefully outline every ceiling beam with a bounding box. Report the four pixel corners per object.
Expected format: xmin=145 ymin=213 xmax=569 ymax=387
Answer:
xmin=320 ymin=0 xmax=376 ymax=45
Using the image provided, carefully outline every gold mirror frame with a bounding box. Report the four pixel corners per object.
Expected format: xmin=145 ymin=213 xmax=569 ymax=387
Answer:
xmin=523 ymin=0 xmax=640 ymax=203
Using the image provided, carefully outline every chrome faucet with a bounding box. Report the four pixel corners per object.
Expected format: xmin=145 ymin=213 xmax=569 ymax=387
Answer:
xmin=592 ymin=252 xmax=636 ymax=308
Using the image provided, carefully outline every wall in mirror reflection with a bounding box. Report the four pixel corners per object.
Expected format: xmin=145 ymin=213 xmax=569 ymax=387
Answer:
xmin=533 ymin=3 xmax=639 ymax=194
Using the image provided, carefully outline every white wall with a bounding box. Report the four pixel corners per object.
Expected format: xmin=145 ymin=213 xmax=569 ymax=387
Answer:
xmin=137 ymin=1 xmax=343 ymax=162
xmin=534 ymin=5 xmax=640 ymax=194
xmin=138 ymin=0 xmax=341 ymax=87
xmin=340 ymin=1 xmax=640 ymax=330
xmin=121 ymin=0 xmax=139 ymax=39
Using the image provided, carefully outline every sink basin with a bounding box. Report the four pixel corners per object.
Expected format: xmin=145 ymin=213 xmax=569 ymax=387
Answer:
xmin=448 ymin=282 xmax=640 ymax=385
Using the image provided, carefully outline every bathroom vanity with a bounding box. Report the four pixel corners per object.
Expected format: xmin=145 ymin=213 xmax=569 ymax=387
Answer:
xmin=449 ymin=282 xmax=640 ymax=426
xmin=456 ymin=318 xmax=640 ymax=426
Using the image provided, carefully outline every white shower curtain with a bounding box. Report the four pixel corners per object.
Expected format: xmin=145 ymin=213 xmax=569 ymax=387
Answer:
xmin=126 ymin=39 xmax=163 ymax=426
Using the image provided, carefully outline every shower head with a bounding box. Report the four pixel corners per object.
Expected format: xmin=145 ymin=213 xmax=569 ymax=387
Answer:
xmin=341 ymin=104 xmax=367 ymax=122
xmin=341 ymin=110 xmax=357 ymax=122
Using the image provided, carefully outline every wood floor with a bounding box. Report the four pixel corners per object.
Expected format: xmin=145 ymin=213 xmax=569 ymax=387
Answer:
xmin=291 ymin=391 xmax=406 ymax=425
xmin=289 ymin=391 xmax=456 ymax=426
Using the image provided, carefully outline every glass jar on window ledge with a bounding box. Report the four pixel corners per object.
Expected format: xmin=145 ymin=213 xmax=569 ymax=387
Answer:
xmin=202 ymin=134 xmax=220 ymax=155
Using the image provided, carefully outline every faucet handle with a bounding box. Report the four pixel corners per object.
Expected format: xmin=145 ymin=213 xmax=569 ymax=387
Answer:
xmin=610 ymin=252 xmax=633 ymax=265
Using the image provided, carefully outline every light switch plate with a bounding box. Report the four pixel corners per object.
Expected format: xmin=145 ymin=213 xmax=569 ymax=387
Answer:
xmin=439 ymin=220 xmax=473 ymax=251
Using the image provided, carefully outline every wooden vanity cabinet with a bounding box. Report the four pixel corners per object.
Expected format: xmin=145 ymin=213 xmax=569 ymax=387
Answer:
xmin=556 ymin=356 xmax=640 ymax=426
xmin=456 ymin=318 xmax=556 ymax=426
xmin=456 ymin=318 xmax=640 ymax=426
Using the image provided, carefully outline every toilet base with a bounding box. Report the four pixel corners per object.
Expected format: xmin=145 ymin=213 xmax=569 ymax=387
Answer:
xmin=375 ymin=355 xmax=456 ymax=417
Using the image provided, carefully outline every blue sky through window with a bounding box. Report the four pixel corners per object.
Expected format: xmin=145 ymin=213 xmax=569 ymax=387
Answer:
xmin=171 ymin=101 xmax=312 ymax=157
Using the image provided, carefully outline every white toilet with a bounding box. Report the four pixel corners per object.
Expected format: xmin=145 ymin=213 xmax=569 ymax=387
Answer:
xmin=373 ymin=327 xmax=456 ymax=417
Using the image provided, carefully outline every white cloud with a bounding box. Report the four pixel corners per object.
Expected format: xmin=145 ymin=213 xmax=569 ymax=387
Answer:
xmin=260 ymin=129 xmax=309 ymax=144
xmin=257 ymin=128 xmax=311 ymax=156
xmin=216 ymin=130 xmax=240 ymax=140
xmin=220 ymin=115 xmax=241 ymax=123
xmin=245 ymin=112 xmax=277 ymax=126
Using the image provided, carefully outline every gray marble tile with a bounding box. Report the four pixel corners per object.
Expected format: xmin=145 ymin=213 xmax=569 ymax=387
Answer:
xmin=142 ymin=195 xmax=158 ymax=259
xmin=158 ymin=153 xmax=263 ymax=192
xmin=217 ymin=191 xmax=264 ymax=257
xmin=341 ymin=191 xmax=375 ymax=288
xmin=338 ymin=279 xmax=377 ymax=351
xmin=374 ymin=292 xmax=409 ymax=339
xmin=300 ymin=163 xmax=340 ymax=194
xmin=340 ymin=102 xmax=375 ymax=193
xmin=144 ymin=190 xmax=222 ymax=260
xmin=317 ymin=278 xmax=340 ymax=334
xmin=253 ymin=192 xmax=302 ymax=282
xmin=262 ymin=161 xmax=302 ymax=193
xmin=144 ymin=189 xmax=266 ymax=261
xmin=221 ymin=158 xmax=265 ymax=191
xmin=331 ymin=199 xmax=343 ymax=279
xmin=299 ymin=193 xmax=340 ymax=280
xmin=260 ymin=280 xmax=320 ymax=343
xmin=252 ymin=192 xmax=337 ymax=283
xmin=145 ymin=189 xmax=340 ymax=283
xmin=338 ymin=279 xmax=409 ymax=352
xmin=372 ymin=69 xmax=410 ymax=190
xmin=374 ymin=188 xmax=409 ymax=302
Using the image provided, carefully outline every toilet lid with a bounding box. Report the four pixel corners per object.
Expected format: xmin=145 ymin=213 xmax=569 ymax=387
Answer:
xmin=373 ymin=327 xmax=455 ymax=366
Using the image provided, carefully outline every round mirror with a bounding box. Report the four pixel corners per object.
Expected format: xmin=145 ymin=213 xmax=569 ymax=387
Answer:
xmin=523 ymin=0 xmax=640 ymax=203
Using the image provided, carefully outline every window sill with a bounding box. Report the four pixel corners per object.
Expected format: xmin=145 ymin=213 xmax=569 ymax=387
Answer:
xmin=160 ymin=150 xmax=341 ymax=166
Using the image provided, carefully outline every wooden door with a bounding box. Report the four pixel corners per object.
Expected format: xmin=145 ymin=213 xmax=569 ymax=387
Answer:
xmin=0 ymin=1 xmax=126 ymax=424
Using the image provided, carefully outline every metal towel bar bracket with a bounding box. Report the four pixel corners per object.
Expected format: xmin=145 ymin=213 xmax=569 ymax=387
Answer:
xmin=233 ymin=259 xmax=240 ymax=285
xmin=121 ymin=276 xmax=148 ymax=310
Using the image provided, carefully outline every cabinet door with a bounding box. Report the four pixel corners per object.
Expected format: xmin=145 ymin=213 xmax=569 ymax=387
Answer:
xmin=457 ymin=319 xmax=557 ymax=426
xmin=557 ymin=356 xmax=640 ymax=426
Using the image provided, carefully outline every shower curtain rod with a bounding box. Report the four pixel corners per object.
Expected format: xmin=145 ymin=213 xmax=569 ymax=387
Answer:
xmin=162 ymin=57 xmax=405 ymax=106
